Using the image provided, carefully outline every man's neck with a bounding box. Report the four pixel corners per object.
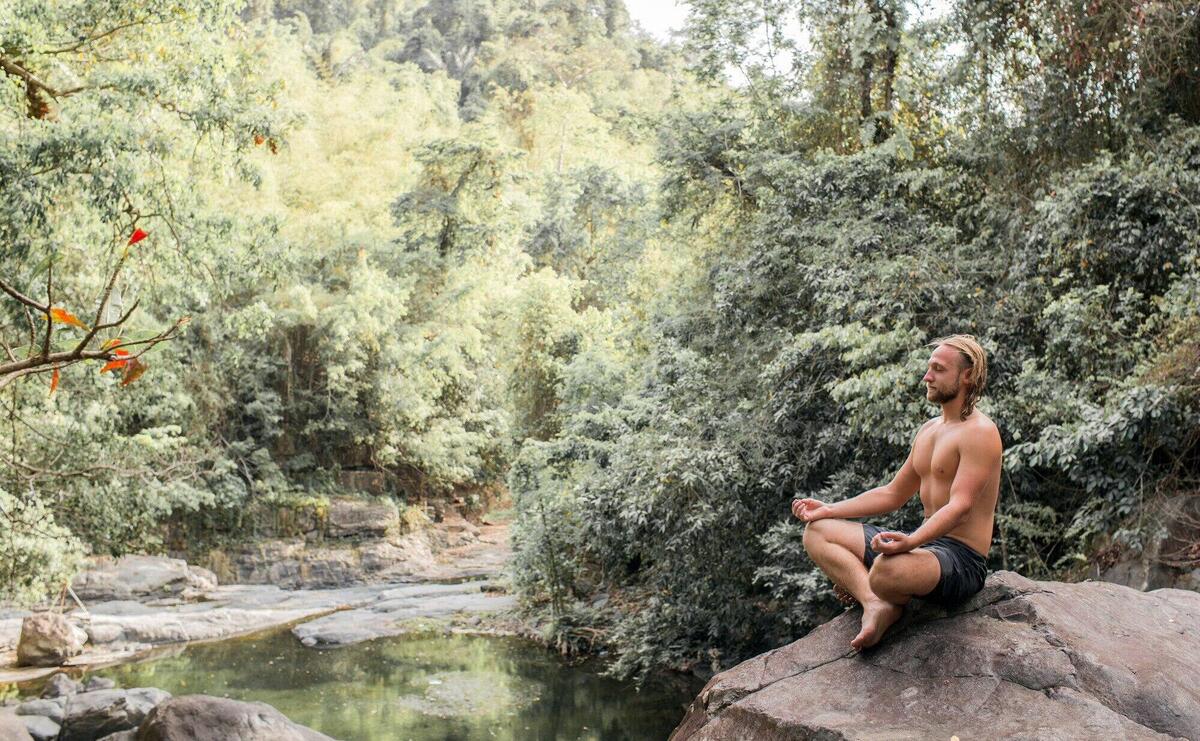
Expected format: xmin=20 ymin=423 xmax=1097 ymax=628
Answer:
xmin=940 ymin=396 xmax=968 ymax=423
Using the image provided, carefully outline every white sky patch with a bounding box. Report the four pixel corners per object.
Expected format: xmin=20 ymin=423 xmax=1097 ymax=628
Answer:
xmin=626 ymin=0 xmax=690 ymax=43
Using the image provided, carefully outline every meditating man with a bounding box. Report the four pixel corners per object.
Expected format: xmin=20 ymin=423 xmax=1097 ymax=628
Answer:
xmin=793 ymin=334 xmax=1002 ymax=650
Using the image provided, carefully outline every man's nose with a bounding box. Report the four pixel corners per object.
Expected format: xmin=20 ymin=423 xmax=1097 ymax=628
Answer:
xmin=922 ymin=372 xmax=933 ymax=383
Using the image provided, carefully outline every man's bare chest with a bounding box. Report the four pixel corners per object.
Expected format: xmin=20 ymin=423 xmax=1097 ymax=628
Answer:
xmin=912 ymin=426 xmax=962 ymax=485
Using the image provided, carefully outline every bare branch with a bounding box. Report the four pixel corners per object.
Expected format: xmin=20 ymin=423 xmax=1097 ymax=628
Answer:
xmin=0 ymin=277 xmax=49 ymax=313
xmin=42 ymin=18 xmax=149 ymax=55
xmin=42 ymin=259 xmax=52 ymax=358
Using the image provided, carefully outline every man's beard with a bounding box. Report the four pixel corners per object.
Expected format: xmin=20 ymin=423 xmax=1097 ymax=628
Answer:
xmin=927 ymin=380 xmax=960 ymax=404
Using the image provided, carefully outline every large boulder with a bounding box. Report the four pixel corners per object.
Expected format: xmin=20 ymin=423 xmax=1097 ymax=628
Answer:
xmin=672 ymin=572 xmax=1200 ymax=740
xmin=135 ymin=695 xmax=333 ymax=740
xmin=16 ymin=613 xmax=87 ymax=667
xmin=325 ymin=497 xmax=398 ymax=539
xmin=72 ymin=556 xmax=217 ymax=603
xmin=59 ymin=687 xmax=170 ymax=741
xmin=0 ymin=712 xmax=34 ymax=741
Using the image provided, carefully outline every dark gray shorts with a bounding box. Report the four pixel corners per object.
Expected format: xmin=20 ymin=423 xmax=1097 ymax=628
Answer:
xmin=862 ymin=523 xmax=987 ymax=607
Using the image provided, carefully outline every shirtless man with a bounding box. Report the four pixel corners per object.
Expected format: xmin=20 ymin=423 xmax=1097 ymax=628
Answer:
xmin=793 ymin=334 xmax=1002 ymax=650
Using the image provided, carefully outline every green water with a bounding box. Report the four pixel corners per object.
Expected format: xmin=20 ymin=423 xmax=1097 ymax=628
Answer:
xmin=76 ymin=630 xmax=700 ymax=740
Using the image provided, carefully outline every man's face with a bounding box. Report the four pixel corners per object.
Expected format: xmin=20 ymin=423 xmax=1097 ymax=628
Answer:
xmin=922 ymin=345 xmax=968 ymax=404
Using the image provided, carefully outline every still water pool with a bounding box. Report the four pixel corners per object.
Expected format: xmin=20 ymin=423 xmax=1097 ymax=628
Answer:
xmin=85 ymin=629 xmax=701 ymax=740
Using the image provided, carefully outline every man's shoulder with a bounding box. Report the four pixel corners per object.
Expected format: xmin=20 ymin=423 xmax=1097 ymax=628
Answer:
xmin=963 ymin=412 xmax=1002 ymax=452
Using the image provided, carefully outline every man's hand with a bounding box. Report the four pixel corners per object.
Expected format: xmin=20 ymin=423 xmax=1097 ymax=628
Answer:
xmin=792 ymin=498 xmax=836 ymax=522
xmin=870 ymin=531 xmax=915 ymax=555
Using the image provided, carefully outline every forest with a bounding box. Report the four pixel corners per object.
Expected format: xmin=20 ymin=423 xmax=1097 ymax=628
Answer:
xmin=2 ymin=0 xmax=1198 ymax=684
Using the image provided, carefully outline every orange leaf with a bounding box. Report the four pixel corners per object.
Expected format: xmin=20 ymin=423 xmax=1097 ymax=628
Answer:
xmin=113 ymin=348 xmax=130 ymax=357
xmin=101 ymin=338 xmax=123 ymax=351
xmin=254 ymin=134 xmax=265 ymax=146
xmin=50 ymin=367 xmax=60 ymax=394
xmin=49 ymin=307 xmax=88 ymax=329
xmin=121 ymin=357 xmax=147 ymax=386
xmin=100 ymin=359 xmax=128 ymax=374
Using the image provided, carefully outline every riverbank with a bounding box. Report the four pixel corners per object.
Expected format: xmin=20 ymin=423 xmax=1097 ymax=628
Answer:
xmin=0 ymin=512 xmax=516 ymax=684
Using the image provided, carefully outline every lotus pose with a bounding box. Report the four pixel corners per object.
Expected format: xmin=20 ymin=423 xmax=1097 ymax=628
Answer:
xmin=794 ymin=335 xmax=1002 ymax=650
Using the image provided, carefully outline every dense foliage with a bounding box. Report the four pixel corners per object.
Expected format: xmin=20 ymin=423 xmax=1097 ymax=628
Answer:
xmin=2 ymin=0 xmax=1197 ymax=684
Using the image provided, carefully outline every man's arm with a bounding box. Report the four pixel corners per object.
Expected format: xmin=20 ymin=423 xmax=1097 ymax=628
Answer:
xmin=824 ymin=448 xmax=920 ymax=519
xmin=903 ymin=426 xmax=1001 ymax=548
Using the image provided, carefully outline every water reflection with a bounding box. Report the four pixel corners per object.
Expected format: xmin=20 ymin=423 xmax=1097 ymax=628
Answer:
xmin=88 ymin=630 xmax=699 ymax=741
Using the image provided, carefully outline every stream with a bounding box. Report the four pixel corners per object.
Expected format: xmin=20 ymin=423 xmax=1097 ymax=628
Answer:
xmin=15 ymin=625 xmax=701 ymax=740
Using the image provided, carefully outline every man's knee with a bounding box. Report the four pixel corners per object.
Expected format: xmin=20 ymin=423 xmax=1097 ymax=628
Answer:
xmin=868 ymin=555 xmax=902 ymax=593
xmin=801 ymin=518 xmax=833 ymax=552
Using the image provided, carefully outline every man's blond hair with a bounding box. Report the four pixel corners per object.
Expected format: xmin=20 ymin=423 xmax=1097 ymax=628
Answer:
xmin=928 ymin=334 xmax=987 ymax=420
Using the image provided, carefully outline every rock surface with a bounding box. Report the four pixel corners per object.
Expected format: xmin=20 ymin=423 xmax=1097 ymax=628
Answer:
xmin=672 ymin=571 xmax=1200 ymax=740
xmin=325 ymin=496 xmax=399 ymax=538
xmin=292 ymin=580 xmax=516 ymax=647
xmin=17 ymin=613 xmax=87 ymax=667
xmin=18 ymin=714 xmax=58 ymax=741
xmin=58 ymin=687 xmax=170 ymax=741
xmin=0 ymin=711 xmax=34 ymax=741
xmin=41 ymin=672 xmax=81 ymax=698
xmin=136 ymin=695 xmax=333 ymax=741
xmin=71 ymin=556 xmax=217 ymax=603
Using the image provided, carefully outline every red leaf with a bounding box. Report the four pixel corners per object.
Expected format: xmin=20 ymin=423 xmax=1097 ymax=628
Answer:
xmin=128 ymin=228 xmax=149 ymax=246
xmin=49 ymin=307 xmax=88 ymax=329
xmin=121 ymin=357 xmax=147 ymax=386
xmin=113 ymin=348 xmax=130 ymax=357
xmin=100 ymin=359 xmax=128 ymax=374
xmin=50 ymin=367 xmax=60 ymax=394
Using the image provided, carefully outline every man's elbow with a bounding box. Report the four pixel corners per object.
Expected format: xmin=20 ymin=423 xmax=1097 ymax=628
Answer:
xmin=944 ymin=496 xmax=974 ymax=524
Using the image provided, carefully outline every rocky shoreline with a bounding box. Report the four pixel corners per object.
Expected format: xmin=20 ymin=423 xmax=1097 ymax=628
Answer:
xmin=1 ymin=673 xmax=332 ymax=740
xmin=0 ymin=506 xmax=516 ymax=684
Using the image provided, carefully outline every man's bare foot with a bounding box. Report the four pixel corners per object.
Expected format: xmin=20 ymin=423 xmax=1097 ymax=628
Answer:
xmin=850 ymin=599 xmax=903 ymax=650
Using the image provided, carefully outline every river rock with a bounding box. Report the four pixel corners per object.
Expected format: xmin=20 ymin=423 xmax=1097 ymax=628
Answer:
xmin=0 ymin=712 xmax=33 ymax=741
xmin=16 ymin=697 xmax=65 ymax=724
xmin=42 ymin=672 xmax=82 ymax=698
xmin=326 ymin=496 xmax=398 ymax=538
xmin=59 ymin=687 xmax=170 ymax=741
xmin=17 ymin=613 xmax=87 ymax=667
xmin=18 ymin=714 xmax=59 ymax=741
xmin=136 ymin=695 xmax=333 ymax=740
xmin=672 ymin=571 xmax=1200 ymax=740
xmin=84 ymin=676 xmax=117 ymax=692
xmin=72 ymin=556 xmax=217 ymax=602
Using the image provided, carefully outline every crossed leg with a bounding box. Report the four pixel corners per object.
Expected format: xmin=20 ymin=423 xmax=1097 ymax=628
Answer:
xmin=802 ymin=519 xmax=941 ymax=649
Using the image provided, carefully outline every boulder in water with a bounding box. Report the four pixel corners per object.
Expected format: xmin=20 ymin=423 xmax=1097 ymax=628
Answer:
xmin=59 ymin=687 xmax=170 ymax=741
xmin=16 ymin=613 xmax=87 ymax=667
xmin=41 ymin=672 xmax=82 ymax=698
xmin=672 ymin=571 xmax=1200 ymax=740
xmin=136 ymin=695 xmax=333 ymax=740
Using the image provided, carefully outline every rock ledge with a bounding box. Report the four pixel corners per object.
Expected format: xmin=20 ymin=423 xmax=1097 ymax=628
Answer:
xmin=671 ymin=571 xmax=1200 ymax=740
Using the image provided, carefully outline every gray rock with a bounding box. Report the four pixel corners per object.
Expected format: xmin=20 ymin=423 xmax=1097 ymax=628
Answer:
xmin=0 ymin=712 xmax=34 ymax=741
xmin=16 ymin=697 xmax=65 ymax=724
xmin=72 ymin=556 xmax=216 ymax=603
xmin=42 ymin=672 xmax=82 ymax=698
xmin=136 ymin=695 xmax=334 ymax=740
xmin=59 ymin=687 xmax=170 ymax=741
xmin=18 ymin=714 xmax=59 ymax=741
xmin=672 ymin=571 xmax=1200 ymax=740
xmin=83 ymin=676 xmax=117 ymax=692
xmin=292 ymin=580 xmax=516 ymax=648
xmin=325 ymin=497 xmax=398 ymax=539
xmin=16 ymin=613 xmax=87 ymax=667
